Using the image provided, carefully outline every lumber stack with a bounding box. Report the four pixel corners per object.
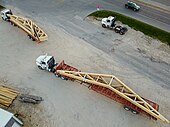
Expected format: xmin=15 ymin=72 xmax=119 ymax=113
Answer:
xmin=0 ymin=86 xmax=19 ymax=107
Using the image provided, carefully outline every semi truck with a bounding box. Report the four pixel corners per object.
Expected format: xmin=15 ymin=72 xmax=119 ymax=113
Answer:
xmin=101 ymin=16 xmax=128 ymax=35
xmin=1 ymin=9 xmax=48 ymax=43
xmin=36 ymin=54 xmax=169 ymax=123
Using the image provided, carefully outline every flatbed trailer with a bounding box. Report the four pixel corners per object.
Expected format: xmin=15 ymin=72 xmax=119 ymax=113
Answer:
xmin=54 ymin=61 xmax=169 ymax=123
xmin=56 ymin=70 xmax=169 ymax=123
xmin=1 ymin=9 xmax=48 ymax=43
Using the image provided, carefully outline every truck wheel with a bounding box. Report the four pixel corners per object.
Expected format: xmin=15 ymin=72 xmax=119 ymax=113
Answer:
xmin=31 ymin=37 xmax=36 ymax=41
xmin=61 ymin=76 xmax=68 ymax=80
xmin=120 ymin=32 xmax=124 ymax=35
xmin=2 ymin=17 xmax=5 ymax=21
xmin=28 ymin=35 xmax=31 ymax=39
xmin=115 ymin=30 xmax=119 ymax=33
xmin=61 ymin=76 xmax=66 ymax=80
xmin=10 ymin=22 xmax=16 ymax=26
xmin=10 ymin=22 xmax=14 ymax=25
xmin=124 ymin=106 xmax=130 ymax=111
xmin=125 ymin=5 xmax=128 ymax=9
xmin=133 ymin=8 xmax=137 ymax=11
xmin=102 ymin=24 xmax=106 ymax=28
xmin=131 ymin=110 xmax=139 ymax=114
xmin=51 ymin=68 xmax=55 ymax=73
xmin=38 ymin=66 xmax=43 ymax=70
xmin=55 ymin=74 xmax=61 ymax=77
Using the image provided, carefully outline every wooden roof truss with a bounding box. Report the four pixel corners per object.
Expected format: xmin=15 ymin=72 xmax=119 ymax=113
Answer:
xmin=57 ymin=70 xmax=169 ymax=123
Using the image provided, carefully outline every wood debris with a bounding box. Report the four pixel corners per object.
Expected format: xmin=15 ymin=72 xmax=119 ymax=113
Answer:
xmin=0 ymin=86 xmax=19 ymax=107
xmin=19 ymin=94 xmax=43 ymax=104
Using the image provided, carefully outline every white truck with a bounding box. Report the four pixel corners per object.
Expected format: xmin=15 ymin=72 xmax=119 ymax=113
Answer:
xmin=101 ymin=16 xmax=128 ymax=35
xmin=1 ymin=9 xmax=13 ymax=21
xmin=1 ymin=9 xmax=48 ymax=42
xmin=36 ymin=54 xmax=79 ymax=80
xmin=101 ymin=16 xmax=116 ymax=28
xmin=36 ymin=54 xmax=56 ymax=71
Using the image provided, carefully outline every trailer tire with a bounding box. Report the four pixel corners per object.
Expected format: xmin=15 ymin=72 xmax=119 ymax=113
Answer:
xmin=60 ymin=76 xmax=68 ymax=80
xmin=10 ymin=22 xmax=14 ymax=25
xmin=10 ymin=22 xmax=16 ymax=26
xmin=120 ymin=32 xmax=124 ymax=35
xmin=32 ymin=37 xmax=36 ymax=41
xmin=28 ymin=35 xmax=31 ymax=39
xmin=115 ymin=30 xmax=119 ymax=33
xmin=124 ymin=106 xmax=130 ymax=111
xmin=55 ymin=74 xmax=61 ymax=77
xmin=38 ymin=66 xmax=43 ymax=70
xmin=51 ymin=68 xmax=55 ymax=73
xmin=131 ymin=110 xmax=139 ymax=114
xmin=61 ymin=76 xmax=66 ymax=80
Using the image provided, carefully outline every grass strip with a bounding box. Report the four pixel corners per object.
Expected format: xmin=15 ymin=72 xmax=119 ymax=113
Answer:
xmin=88 ymin=10 xmax=170 ymax=45
xmin=0 ymin=5 xmax=5 ymax=11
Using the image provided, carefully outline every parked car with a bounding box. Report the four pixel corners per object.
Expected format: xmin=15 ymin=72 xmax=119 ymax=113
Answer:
xmin=115 ymin=26 xmax=128 ymax=35
xmin=125 ymin=1 xmax=140 ymax=11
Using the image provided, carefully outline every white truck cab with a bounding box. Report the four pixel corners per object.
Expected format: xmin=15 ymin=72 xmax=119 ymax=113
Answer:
xmin=101 ymin=16 xmax=116 ymax=28
xmin=36 ymin=54 xmax=55 ymax=71
xmin=1 ymin=9 xmax=12 ymax=21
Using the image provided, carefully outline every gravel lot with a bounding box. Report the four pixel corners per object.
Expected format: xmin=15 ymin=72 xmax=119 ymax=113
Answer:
xmin=0 ymin=7 xmax=170 ymax=127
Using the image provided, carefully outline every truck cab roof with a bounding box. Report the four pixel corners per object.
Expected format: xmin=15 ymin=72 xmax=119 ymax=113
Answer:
xmin=36 ymin=54 xmax=53 ymax=63
xmin=1 ymin=9 xmax=11 ymax=14
xmin=102 ymin=16 xmax=116 ymax=23
xmin=107 ymin=16 xmax=115 ymax=21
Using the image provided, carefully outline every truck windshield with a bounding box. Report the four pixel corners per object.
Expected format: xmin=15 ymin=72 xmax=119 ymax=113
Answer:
xmin=47 ymin=57 xmax=55 ymax=69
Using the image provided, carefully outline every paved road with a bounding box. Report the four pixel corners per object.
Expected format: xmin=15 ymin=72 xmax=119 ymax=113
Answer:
xmin=103 ymin=0 xmax=170 ymax=32
xmin=153 ymin=0 xmax=170 ymax=6
xmin=1 ymin=0 xmax=170 ymax=32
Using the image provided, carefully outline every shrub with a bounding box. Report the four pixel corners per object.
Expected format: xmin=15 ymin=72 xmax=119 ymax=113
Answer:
xmin=0 ymin=5 xmax=5 ymax=11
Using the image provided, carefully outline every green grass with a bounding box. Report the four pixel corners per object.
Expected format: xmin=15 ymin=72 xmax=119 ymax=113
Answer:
xmin=88 ymin=10 xmax=170 ymax=45
xmin=0 ymin=5 xmax=5 ymax=11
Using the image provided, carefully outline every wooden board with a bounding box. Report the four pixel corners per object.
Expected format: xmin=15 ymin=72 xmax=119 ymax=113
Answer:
xmin=0 ymin=86 xmax=18 ymax=107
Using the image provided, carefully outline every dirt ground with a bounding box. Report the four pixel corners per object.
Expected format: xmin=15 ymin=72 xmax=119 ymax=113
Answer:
xmin=0 ymin=8 xmax=170 ymax=127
